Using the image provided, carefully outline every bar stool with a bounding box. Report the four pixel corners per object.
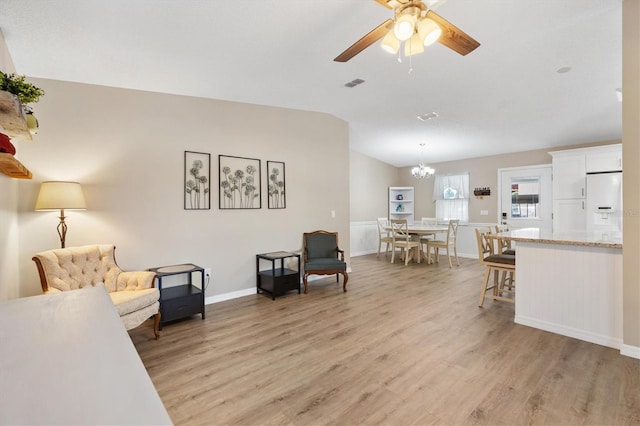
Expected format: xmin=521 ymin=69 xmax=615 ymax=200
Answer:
xmin=475 ymin=227 xmax=515 ymax=307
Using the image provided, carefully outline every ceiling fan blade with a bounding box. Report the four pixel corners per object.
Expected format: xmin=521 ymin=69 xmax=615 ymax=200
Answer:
xmin=334 ymin=19 xmax=394 ymax=62
xmin=426 ymin=10 xmax=480 ymax=56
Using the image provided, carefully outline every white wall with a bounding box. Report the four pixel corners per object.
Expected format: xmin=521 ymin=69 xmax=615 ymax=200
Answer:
xmin=14 ymin=79 xmax=350 ymax=298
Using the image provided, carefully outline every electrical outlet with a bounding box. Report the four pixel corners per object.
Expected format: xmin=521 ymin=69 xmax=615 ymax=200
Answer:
xmin=204 ymin=268 xmax=212 ymax=279
xmin=480 ymin=210 xmax=489 ymax=216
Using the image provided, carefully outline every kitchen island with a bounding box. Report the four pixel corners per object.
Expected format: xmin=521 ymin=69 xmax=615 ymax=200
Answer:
xmin=495 ymin=228 xmax=622 ymax=350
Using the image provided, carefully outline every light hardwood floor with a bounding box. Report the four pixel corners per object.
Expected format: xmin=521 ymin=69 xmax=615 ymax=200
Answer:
xmin=130 ymin=254 xmax=640 ymax=425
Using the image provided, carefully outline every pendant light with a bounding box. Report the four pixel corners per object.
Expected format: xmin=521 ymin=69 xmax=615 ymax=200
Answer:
xmin=411 ymin=143 xmax=435 ymax=179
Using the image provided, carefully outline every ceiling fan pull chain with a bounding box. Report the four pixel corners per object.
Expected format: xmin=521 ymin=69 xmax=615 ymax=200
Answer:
xmin=408 ymin=47 xmax=414 ymax=74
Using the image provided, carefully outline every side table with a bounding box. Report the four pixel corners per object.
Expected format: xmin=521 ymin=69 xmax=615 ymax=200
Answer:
xmin=256 ymin=251 xmax=301 ymax=300
xmin=148 ymin=263 xmax=205 ymax=329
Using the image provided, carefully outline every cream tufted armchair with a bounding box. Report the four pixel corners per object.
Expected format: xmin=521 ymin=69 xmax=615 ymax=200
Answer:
xmin=32 ymin=244 xmax=160 ymax=339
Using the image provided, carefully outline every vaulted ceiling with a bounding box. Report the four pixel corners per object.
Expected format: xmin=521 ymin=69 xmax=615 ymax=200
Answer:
xmin=0 ymin=0 xmax=622 ymax=166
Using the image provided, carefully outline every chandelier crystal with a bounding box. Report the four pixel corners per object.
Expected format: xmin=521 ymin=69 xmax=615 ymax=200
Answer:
xmin=411 ymin=143 xmax=435 ymax=179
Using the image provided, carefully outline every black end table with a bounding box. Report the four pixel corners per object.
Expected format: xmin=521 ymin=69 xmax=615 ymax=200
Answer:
xmin=256 ymin=251 xmax=301 ymax=300
xmin=148 ymin=263 xmax=205 ymax=329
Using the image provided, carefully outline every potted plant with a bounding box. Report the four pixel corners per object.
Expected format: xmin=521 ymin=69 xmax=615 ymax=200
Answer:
xmin=0 ymin=71 xmax=45 ymax=134
xmin=0 ymin=71 xmax=45 ymax=104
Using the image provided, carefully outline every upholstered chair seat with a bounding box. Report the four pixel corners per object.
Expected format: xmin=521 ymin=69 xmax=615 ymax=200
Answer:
xmin=303 ymin=230 xmax=348 ymax=293
xmin=32 ymin=244 xmax=160 ymax=338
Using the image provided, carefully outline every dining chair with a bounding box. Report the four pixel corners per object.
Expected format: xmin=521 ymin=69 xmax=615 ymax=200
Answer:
xmin=376 ymin=217 xmax=393 ymax=258
xmin=425 ymin=219 xmax=460 ymax=268
xmin=390 ymin=219 xmax=421 ymax=266
xmin=494 ymin=224 xmax=516 ymax=255
xmin=418 ymin=216 xmax=437 ymax=238
xmin=475 ymin=227 xmax=515 ymax=307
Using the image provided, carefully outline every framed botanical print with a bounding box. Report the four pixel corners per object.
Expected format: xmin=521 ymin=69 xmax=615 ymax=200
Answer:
xmin=267 ymin=161 xmax=286 ymax=209
xmin=184 ymin=151 xmax=210 ymax=210
xmin=219 ymin=155 xmax=261 ymax=209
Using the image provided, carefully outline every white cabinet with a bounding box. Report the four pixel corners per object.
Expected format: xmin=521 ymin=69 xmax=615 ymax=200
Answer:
xmin=553 ymin=199 xmax=586 ymax=232
xmin=586 ymin=145 xmax=622 ymax=173
xmin=550 ymin=150 xmax=586 ymax=232
xmin=551 ymin=152 xmax=585 ymax=199
xmin=389 ymin=186 xmax=414 ymax=224
xmin=549 ymin=144 xmax=621 ymax=232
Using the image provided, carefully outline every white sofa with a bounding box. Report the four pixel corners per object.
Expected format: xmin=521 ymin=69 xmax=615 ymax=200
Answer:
xmin=32 ymin=244 xmax=160 ymax=338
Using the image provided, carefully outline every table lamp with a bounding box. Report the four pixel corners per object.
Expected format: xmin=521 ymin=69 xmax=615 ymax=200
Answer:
xmin=35 ymin=181 xmax=87 ymax=248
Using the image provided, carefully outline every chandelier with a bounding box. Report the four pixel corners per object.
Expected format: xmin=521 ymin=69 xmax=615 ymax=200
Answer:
xmin=411 ymin=143 xmax=435 ymax=179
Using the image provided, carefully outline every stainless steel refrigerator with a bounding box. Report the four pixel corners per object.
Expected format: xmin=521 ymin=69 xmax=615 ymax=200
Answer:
xmin=586 ymin=171 xmax=623 ymax=233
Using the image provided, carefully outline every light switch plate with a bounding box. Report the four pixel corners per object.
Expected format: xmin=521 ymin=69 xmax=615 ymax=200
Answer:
xmin=480 ymin=210 xmax=489 ymax=216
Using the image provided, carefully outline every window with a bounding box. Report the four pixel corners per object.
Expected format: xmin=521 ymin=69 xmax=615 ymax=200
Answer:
xmin=510 ymin=177 xmax=540 ymax=219
xmin=433 ymin=173 xmax=469 ymax=222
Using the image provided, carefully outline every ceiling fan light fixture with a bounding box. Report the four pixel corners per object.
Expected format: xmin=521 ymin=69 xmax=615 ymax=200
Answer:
xmin=417 ymin=17 xmax=442 ymax=46
xmin=381 ymin=30 xmax=400 ymax=54
xmin=404 ymin=33 xmax=424 ymax=56
xmin=394 ymin=14 xmax=416 ymax=41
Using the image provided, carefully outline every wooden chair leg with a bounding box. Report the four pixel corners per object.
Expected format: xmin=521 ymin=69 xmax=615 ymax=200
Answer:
xmin=303 ymin=273 xmax=309 ymax=294
xmin=454 ymin=247 xmax=460 ymax=266
xmin=446 ymin=247 xmax=452 ymax=268
xmin=478 ymin=266 xmax=492 ymax=307
xmin=342 ymin=272 xmax=349 ymax=292
xmin=153 ymin=312 xmax=161 ymax=340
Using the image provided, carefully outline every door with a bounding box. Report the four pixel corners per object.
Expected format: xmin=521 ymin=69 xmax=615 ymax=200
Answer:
xmin=499 ymin=165 xmax=553 ymax=232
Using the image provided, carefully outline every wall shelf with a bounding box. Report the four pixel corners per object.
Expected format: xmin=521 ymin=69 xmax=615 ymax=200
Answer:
xmin=0 ymin=153 xmax=32 ymax=179
xmin=0 ymin=90 xmax=32 ymax=143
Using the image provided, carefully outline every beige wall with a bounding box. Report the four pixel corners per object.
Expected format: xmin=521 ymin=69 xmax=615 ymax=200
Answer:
xmin=0 ymin=30 xmax=19 ymax=300
xmin=349 ymin=151 xmax=399 ymax=222
xmin=397 ymin=140 xmax=620 ymax=223
xmin=12 ymin=79 xmax=350 ymax=298
xmin=622 ymin=0 xmax=640 ymax=348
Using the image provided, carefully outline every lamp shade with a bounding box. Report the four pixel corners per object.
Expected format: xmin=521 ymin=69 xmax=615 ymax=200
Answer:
xmin=35 ymin=181 xmax=87 ymax=211
xmin=404 ymin=33 xmax=425 ymax=56
xmin=394 ymin=14 xmax=416 ymax=41
xmin=417 ymin=18 xmax=442 ymax=46
xmin=381 ymin=30 xmax=400 ymax=54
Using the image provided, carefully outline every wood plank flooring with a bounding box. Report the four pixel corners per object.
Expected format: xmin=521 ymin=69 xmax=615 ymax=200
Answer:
xmin=130 ymin=254 xmax=640 ymax=425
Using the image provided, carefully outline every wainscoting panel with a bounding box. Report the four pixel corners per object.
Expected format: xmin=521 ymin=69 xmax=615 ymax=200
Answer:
xmin=350 ymin=221 xmax=498 ymax=259
xmin=515 ymin=242 xmax=623 ymax=350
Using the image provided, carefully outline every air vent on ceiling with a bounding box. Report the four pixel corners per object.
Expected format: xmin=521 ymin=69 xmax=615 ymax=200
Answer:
xmin=417 ymin=112 xmax=439 ymax=121
xmin=344 ymin=78 xmax=365 ymax=88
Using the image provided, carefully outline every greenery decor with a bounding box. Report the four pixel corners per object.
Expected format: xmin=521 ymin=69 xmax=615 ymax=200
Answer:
xmin=0 ymin=71 xmax=45 ymax=104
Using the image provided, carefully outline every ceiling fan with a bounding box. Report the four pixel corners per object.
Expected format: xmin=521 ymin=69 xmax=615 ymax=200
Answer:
xmin=334 ymin=0 xmax=480 ymax=62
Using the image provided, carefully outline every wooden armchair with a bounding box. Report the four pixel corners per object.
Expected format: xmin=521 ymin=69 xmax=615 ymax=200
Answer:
xmin=302 ymin=230 xmax=348 ymax=294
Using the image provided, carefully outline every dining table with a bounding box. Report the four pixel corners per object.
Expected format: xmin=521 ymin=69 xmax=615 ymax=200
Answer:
xmin=385 ymin=223 xmax=449 ymax=263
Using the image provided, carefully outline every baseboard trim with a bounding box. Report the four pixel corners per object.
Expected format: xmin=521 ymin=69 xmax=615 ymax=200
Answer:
xmin=205 ymin=287 xmax=255 ymax=305
xmin=620 ymin=344 xmax=640 ymax=359
xmin=204 ymin=267 xmax=353 ymax=305
xmin=515 ymin=315 xmax=623 ymax=351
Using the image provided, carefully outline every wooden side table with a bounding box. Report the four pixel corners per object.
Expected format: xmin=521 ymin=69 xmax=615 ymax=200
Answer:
xmin=256 ymin=251 xmax=301 ymax=300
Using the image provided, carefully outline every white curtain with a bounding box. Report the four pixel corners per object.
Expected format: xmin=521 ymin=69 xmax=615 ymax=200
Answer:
xmin=433 ymin=173 xmax=469 ymax=222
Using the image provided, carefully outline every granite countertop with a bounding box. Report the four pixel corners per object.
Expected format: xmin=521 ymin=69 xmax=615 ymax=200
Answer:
xmin=495 ymin=228 xmax=622 ymax=249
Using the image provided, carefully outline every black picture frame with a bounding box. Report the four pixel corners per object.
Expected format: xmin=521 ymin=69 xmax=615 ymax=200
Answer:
xmin=184 ymin=151 xmax=211 ymax=210
xmin=267 ymin=161 xmax=286 ymax=209
xmin=219 ymin=155 xmax=262 ymax=209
